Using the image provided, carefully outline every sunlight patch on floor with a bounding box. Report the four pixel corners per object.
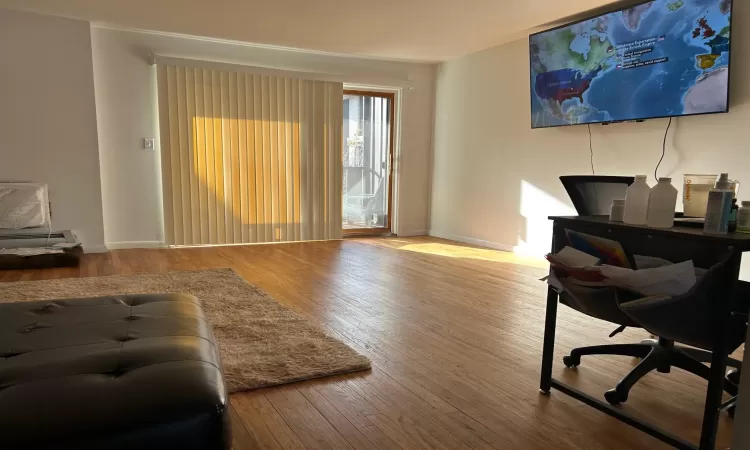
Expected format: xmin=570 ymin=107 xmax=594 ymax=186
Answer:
xmin=396 ymin=242 xmax=548 ymax=268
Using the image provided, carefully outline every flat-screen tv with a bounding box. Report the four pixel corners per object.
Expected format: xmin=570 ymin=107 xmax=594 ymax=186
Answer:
xmin=529 ymin=0 xmax=733 ymax=128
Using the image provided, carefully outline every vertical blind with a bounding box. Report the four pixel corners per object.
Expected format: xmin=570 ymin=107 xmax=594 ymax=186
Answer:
xmin=157 ymin=64 xmax=343 ymax=245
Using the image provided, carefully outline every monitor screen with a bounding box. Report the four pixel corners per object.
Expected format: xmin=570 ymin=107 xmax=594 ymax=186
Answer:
xmin=529 ymin=0 xmax=733 ymax=128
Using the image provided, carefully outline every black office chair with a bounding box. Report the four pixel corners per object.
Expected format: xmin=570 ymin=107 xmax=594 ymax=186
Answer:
xmin=556 ymin=176 xmax=744 ymax=408
xmin=560 ymin=175 xmax=634 ymax=216
xmin=555 ymin=259 xmax=744 ymax=408
xmin=618 ymin=258 xmax=747 ymax=409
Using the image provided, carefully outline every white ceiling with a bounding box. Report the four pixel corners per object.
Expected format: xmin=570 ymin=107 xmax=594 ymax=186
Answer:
xmin=0 ymin=0 xmax=623 ymax=62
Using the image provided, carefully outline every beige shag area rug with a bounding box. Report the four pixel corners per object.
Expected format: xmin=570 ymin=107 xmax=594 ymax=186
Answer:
xmin=0 ymin=269 xmax=371 ymax=392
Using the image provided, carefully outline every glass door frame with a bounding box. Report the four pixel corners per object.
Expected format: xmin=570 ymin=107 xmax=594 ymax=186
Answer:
xmin=342 ymin=89 xmax=396 ymax=236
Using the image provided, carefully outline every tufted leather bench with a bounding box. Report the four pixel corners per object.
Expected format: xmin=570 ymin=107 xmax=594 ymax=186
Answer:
xmin=0 ymin=293 xmax=230 ymax=450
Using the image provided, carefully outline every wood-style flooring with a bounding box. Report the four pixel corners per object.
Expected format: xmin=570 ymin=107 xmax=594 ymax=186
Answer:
xmin=1 ymin=237 xmax=736 ymax=449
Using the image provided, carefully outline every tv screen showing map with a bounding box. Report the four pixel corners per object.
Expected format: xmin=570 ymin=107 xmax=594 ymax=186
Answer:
xmin=529 ymin=0 xmax=733 ymax=128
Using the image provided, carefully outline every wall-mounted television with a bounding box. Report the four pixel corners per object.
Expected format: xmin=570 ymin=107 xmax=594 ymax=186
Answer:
xmin=530 ymin=0 xmax=733 ymax=129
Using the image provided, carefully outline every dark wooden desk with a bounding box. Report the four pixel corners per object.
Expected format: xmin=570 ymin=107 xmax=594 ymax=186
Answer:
xmin=541 ymin=216 xmax=750 ymax=450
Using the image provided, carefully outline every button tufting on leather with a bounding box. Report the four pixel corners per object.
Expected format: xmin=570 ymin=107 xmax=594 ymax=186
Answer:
xmin=18 ymin=322 xmax=48 ymax=334
xmin=35 ymin=302 xmax=59 ymax=314
xmin=109 ymin=368 xmax=126 ymax=378
xmin=0 ymin=293 xmax=229 ymax=449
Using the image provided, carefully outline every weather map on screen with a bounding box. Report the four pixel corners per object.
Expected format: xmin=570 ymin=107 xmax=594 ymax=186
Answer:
xmin=529 ymin=0 xmax=732 ymax=128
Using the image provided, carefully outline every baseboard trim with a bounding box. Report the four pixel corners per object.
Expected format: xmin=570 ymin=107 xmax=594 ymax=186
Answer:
xmin=397 ymin=229 xmax=428 ymax=237
xmin=106 ymin=241 xmax=166 ymax=250
xmin=83 ymin=244 xmax=109 ymax=254
xmin=428 ymin=230 xmax=515 ymax=253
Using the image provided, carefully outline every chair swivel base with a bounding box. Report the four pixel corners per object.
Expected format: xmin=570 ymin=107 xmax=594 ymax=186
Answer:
xmin=563 ymin=339 xmax=740 ymax=408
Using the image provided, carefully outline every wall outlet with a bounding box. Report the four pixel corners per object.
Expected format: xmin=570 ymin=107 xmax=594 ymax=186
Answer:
xmin=143 ymin=138 xmax=155 ymax=150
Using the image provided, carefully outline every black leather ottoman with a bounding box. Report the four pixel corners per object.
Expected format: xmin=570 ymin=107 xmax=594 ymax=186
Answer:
xmin=0 ymin=293 xmax=230 ymax=450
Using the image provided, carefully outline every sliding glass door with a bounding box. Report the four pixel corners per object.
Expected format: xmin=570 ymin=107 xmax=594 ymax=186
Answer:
xmin=342 ymin=91 xmax=394 ymax=235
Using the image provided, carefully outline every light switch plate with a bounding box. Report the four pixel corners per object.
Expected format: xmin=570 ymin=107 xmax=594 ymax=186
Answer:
xmin=143 ymin=138 xmax=155 ymax=150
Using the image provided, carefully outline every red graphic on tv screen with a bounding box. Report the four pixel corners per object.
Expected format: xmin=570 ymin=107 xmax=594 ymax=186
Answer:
xmin=696 ymin=17 xmax=716 ymax=38
xmin=554 ymin=82 xmax=593 ymax=103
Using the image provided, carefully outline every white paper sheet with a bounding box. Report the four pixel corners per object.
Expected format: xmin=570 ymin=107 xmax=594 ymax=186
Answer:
xmin=555 ymin=246 xmax=600 ymax=268
xmin=599 ymin=260 xmax=697 ymax=296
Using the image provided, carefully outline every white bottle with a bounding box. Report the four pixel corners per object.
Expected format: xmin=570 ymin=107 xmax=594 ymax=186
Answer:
xmin=647 ymin=178 xmax=678 ymax=228
xmin=610 ymin=199 xmax=625 ymax=222
xmin=737 ymin=201 xmax=750 ymax=233
xmin=624 ymin=175 xmax=651 ymax=225
xmin=704 ymin=173 xmax=734 ymax=234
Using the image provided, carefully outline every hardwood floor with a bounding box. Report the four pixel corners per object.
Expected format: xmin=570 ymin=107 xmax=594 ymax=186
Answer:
xmin=1 ymin=236 xmax=736 ymax=449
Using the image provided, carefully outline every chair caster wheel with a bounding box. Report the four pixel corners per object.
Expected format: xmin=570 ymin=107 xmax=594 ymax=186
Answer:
xmin=563 ymin=355 xmax=580 ymax=368
xmin=727 ymin=369 xmax=741 ymax=386
xmin=605 ymin=389 xmax=627 ymax=406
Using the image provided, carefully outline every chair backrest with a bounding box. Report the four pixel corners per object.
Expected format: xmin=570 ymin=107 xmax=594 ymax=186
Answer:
xmin=619 ymin=254 xmax=748 ymax=352
xmin=560 ymin=176 xmax=635 ymax=216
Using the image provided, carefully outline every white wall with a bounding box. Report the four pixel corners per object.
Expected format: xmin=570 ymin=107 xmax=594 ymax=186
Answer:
xmin=91 ymin=27 xmax=436 ymax=248
xmin=431 ymin=3 xmax=750 ymax=263
xmin=0 ymin=9 xmax=105 ymax=252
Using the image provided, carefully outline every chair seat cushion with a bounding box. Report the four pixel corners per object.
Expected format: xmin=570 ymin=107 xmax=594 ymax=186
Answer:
xmin=0 ymin=293 xmax=229 ymax=450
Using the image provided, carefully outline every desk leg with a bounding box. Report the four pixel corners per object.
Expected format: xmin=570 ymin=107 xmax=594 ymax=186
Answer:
xmin=699 ymin=251 xmax=741 ymax=450
xmin=700 ymin=345 xmax=729 ymax=450
xmin=540 ymin=285 xmax=559 ymax=394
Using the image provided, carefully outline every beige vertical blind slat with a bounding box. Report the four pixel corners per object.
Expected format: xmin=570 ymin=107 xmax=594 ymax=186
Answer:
xmin=222 ymin=72 xmax=231 ymax=243
xmin=292 ymin=80 xmax=304 ymax=241
xmin=230 ymin=73 xmax=242 ymax=243
xmin=252 ymin=75 xmax=264 ymax=242
xmin=261 ymin=76 xmax=272 ymax=242
xmin=185 ymin=68 xmax=200 ymax=245
xmin=237 ymin=72 xmax=248 ymax=243
xmin=300 ymin=82 xmax=310 ymax=242
xmin=157 ymin=64 xmax=343 ymax=246
xmin=244 ymin=75 xmax=257 ymax=243
xmin=176 ymin=67 xmax=191 ymax=243
xmin=283 ymin=78 xmax=293 ymax=241
xmin=314 ymin=82 xmax=324 ymax=240
xmin=217 ymin=71 xmax=228 ymax=245
xmin=211 ymin=71 xmax=225 ymax=245
xmin=204 ymin=71 xmax=217 ymax=244
xmin=194 ymin=69 xmax=209 ymax=245
xmin=269 ymin=76 xmax=279 ymax=241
